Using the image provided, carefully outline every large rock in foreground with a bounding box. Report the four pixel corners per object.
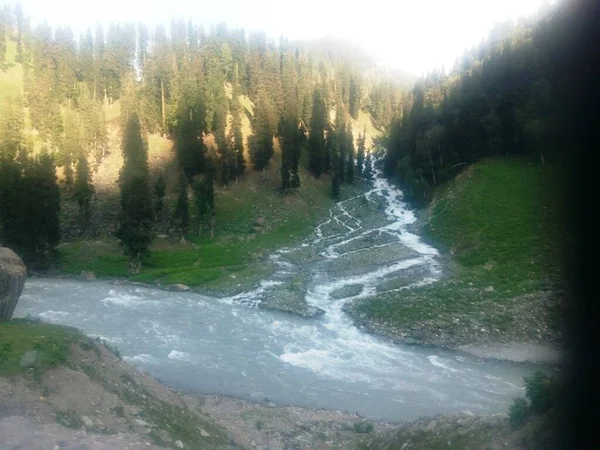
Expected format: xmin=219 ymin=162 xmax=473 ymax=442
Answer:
xmin=0 ymin=247 xmax=27 ymax=322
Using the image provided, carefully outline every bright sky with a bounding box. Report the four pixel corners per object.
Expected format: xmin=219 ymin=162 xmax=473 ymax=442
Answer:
xmin=9 ymin=0 xmax=548 ymax=76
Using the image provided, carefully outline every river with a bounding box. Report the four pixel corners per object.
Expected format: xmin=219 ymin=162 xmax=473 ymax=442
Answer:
xmin=14 ymin=155 xmax=538 ymax=422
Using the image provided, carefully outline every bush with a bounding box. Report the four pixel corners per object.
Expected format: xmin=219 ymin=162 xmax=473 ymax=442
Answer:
xmin=509 ymin=397 xmax=529 ymax=428
xmin=353 ymin=421 xmax=374 ymax=433
xmin=524 ymin=371 xmax=558 ymax=414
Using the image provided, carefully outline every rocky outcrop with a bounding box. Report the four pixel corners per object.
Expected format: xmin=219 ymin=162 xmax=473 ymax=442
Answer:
xmin=0 ymin=247 xmax=27 ymax=322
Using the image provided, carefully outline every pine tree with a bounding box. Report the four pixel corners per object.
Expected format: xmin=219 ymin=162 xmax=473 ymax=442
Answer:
xmin=279 ymin=113 xmax=298 ymax=192
xmin=214 ymin=105 xmax=233 ymax=186
xmin=153 ymin=172 xmax=166 ymax=215
xmin=330 ymin=132 xmax=341 ymax=200
xmin=338 ymin=126 xmax=346 ymax=184
xmin=115 ymin=114 xmax=154 ymax=274
xmin=175 ymin=172 xmax=190 ymax=235
xmin=249 ymin=90 xmax=274 ymax=171
xmin=363 ymin=151 xmax=373 ymax=183
xmin=174 ymin=106 xmax=205 ymax=181
xmin=73 ymin=155 xmax=94 ymax=234
xmin=345 ymin=125 xmax=355 ymax=184
xmin=356 ymin=126 xmax=366 ymax=177
xmin=229 ymin=83 xmax=246 ymax=179
xmin=308 ymin=88 xmax=326 ymax=177
xmin=192 ymin=162 xmax=216 ymax=236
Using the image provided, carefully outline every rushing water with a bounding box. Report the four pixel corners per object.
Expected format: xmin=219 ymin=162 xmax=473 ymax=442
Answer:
xmin=14 ymin=154 xmax=537 ymax=422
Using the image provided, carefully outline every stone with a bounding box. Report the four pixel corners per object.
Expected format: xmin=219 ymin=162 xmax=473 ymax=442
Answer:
xmin=19 ymin=350 xmax=40 ymax=368
xmin=254 ymin=217 xmax=266 ymax=227
xmin=425 ymin=420 xmax=437 ymax=431
xmin=0 ymin=247 xmax=27 ymax=322
xmin=81 ymin=271 xmax=96 ymax=281
xmin=484 ymin=286 xmax=494 ymax=292
xmin=175 ymin=440 xmax=184 ymax=449
xmin=410 ymin=329 xmax=426 ymax=340
xmin=135 ymin=419 xmax=150 ymax=427
xmin=199 ymin=428 xmax=210 ymax=437
xmin=81 ymin=415 xmax=94 ymax=429
xmin=169 ymin=284 xmax=190 ymax=292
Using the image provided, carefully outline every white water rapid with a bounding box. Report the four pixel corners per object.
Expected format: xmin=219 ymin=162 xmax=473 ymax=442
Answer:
xmin=14 ymin=153 xmax=538 ymax=422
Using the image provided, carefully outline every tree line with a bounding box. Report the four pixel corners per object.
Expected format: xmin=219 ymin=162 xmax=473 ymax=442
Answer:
xmin=0 ymin=3 xmax=396 ymax=270
xmin=382 ymin=1 xmax=574 ymax=206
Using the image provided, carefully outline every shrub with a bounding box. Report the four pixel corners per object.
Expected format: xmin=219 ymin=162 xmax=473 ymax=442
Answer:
xmin=524 ymin=371 xmax=558 ymax=414
xmin=353 ymin=421 xmax=374 ymax=433
xmin=509 ymin=397 xmax=529 ymax=428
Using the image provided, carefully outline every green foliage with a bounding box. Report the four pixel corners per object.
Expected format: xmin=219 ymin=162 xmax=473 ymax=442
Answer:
xmin=353 ymin=421 xmax=374 ymax=433
xmin=0 ymin=151 xmax=61 ymax=269
xmin=115 ymin=114 xmax=154 ymax=273
xmin=354 ymin=156 xmax=564 ymax=339
xmin=384 ymin=3 xmax=573 ymax=205
xmin=174 ymin=172 xmax=190 ymax=235
xmin=356 ymin=127 xmax=366 ymax=176
xmin=524 ymin=371 xmax=558 ymax=414
xmin=153 ymin=172 xmax=166 ymax=215
xmin=308 ymin=87 xmax=327 ymax=177
xmin=73 ymin=155 xmax=94 ymax=233
xmin=0 ymin=319 xmax=83 ymax=376
xmin=249 ymin=89 xmax=275 ymax=171
xmin=509 ymin=397 xmax=529 ymax=429
xmin=345 ymin=124 xmax=355 ymax=184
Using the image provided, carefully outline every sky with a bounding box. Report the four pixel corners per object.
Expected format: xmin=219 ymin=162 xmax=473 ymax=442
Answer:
xmin=8 ymin=0 xmax=549 ymax=77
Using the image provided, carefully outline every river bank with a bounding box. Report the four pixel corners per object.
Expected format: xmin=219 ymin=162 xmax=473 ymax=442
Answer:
xmin=1 ymin=319 xmax=559 ymax=450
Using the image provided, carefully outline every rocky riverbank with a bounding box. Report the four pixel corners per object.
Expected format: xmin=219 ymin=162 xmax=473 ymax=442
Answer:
xmin=0 ymin=320 xmax=395 ymax=450
xmin=342 ymin=289 xmax=567 ymax=365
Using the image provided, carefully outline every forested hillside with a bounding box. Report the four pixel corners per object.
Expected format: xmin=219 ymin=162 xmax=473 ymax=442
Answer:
xmin=0 ymin=4 xmax=408 ymax=272
xmin=382 ymin=1 xmax=572 ymax=207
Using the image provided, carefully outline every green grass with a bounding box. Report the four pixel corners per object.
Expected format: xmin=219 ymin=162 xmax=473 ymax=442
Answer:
xmin=56 ymin=159 xmax=348 ymax=288
xmin=0 ymin=319 xmax=84 ymax=376
xmin=355 ymin=156 xmax=566 ymax=335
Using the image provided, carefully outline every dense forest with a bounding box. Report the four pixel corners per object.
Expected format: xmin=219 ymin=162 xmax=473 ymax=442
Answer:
xmin=382 ymin=0 xmax=575 ymax=206
xmin=0 ymin=4 xmax=406 ymax=270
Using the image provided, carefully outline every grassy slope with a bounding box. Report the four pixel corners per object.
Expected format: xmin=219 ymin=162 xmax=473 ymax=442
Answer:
xmin=352 ymin=155 xmax=566 ymax=345
xmin=0 ymin=320 xmax=235 ymax=448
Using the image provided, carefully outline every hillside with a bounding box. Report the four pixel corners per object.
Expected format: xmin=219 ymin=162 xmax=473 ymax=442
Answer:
xmin=344 ymin=155 xmax=568 ymax=351
xmin=1 ymin=23 xmax=385 ymax=291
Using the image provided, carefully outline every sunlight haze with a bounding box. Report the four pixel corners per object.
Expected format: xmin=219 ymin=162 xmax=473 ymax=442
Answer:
xmin=9 ymin=0 xmax=547 ymax=76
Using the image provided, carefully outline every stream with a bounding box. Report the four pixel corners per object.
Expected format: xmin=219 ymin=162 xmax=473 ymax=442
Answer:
xmin=14 ymin=154 xmax=538 ymax=422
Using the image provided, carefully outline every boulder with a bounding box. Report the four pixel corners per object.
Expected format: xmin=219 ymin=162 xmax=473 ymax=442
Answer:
xmin=254 ymin=217 xmax=266 ymax=227
xmin=19 ymin=350 xmax=40 ymax=368
xmin=0 ymin=247 xmax=27 ymax=322
xmin=169 ymin=284 xmax=190 ymax=292
xmin=80 ymin=271 xmax=96 ymax=281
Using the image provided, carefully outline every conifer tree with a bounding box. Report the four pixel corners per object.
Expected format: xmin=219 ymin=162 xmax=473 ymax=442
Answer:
xmin=329 ymin=133 xmax=341 ymax=200
xmin=229 ymin=86 xmax=246 ymax=179
xmin=308 ymin=88 xmax=326 ymax=177
xmin=175 ymin=172 xmax=190 ymax=235
xmin=192 ymin=162 xmax=216 ymax=235
xmin=345 ymin=125 xmax=355 ymax=184
xmin=174 ymin=106 xmax=205 ymax=181
xmin=73 ymin=155 xmax=94 ymax=234
xmin=115 ymin=114 xmax=154 ymax=274
xmin=363 ymin=151 xmax=373 ymax=183
xmin=249 ymin=90 xmax=274 ymax=171
xmin=279 ymin=113 xmax=298 ymax=192
xmin=153 ymin=172 xmax=166 ymax=215
xmin=356 ymin=126 xmax=366 ymax=177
